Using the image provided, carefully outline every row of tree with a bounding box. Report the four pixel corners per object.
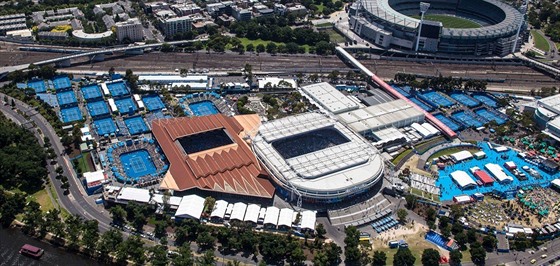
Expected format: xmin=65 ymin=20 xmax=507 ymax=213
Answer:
xmin=394 ymin=73 xmax=488 ymax=92
xmin=230 ymin=18 xmax=330 ymax=46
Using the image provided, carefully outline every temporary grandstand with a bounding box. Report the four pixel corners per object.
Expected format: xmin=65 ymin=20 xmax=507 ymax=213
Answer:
xmin=300 ymin=82 xmax=360 ymax=114
xmin=253 ymin=112 xmax=384 ymax=203
xmin=152 ymin=114 xmax=275 ymax=199
xmin=336 ymin=99 xmax=425 ymax=137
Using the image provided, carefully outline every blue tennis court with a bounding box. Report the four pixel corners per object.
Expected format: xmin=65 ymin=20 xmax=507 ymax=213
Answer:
xmin=189 ymin=101 xmax=219 ymax=116
xmin=436 ymin=142 xmax=560 ymax=201
xmin=60 ymin=106 xmax=83 ymax=123
xmin=449 ymin=93 xmax=480 ymax=107
xmin=119 ymin=149 xmax=157 ymax=181
xmin=473 ymin=94 xmax=497 ymax=108
xmin=87 ymin=100 xmax=111 ymax=118
xmin=93 ymin=117 xmax=117 ymax=136
xmin=27 ymin=80 xmax=46 ymax=93
xmin=420 ymin=91 xmax=456 ymax=108
xmin=433 ymin=114 xmax=461 ymax=131
xmin=475 ymin=108 xmax=507 ymax=125
xmin=410 ymin=97 xmax=434 ymax=112
xmin=81 ymin=84 xmax=103 ymax=101
xmin=124 ymin=116 xmax=149 ymax=135
xmin=115 ymin=97 xmax=137 ymax=114
xmin=107 ymin=81 xmax=129 ymax=97
xmin=37 ymin=93 xmax=59 ymax=107
xmin=391 ymin=85 xmax=411 ymax=97
xmin=451 ymin=111 xmax=484 ymax=128
xmin=52 ymin=76 xmax=72 ymax=91
xmin=142 ymin=94 xmax=166 ymax=111
xmin=56 ymin=90 xmax=78 ymax=107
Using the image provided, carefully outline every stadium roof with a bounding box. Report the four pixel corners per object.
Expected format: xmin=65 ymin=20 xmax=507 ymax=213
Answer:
xmin=301 ymin=82 xmax=360 ymax=114
xmin=153 ymin=114 xmax=275 ymax=198
xmin=539 ymin=94 xmax=560 ymax=116
xmin=253 ymin=112 xmax=384 ymax=200
xmin=450 ymin=170 xmax=476 ymax=189
xmin=337 ymin=99 xmax=425 ymax=133
xmin=175 ymin=194 xmax=205 ymax=220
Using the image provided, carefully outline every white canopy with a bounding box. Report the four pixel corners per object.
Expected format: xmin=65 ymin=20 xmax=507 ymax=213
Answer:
xmin=117 ymin=187 xmax=151 ymax=203
xmin=450 ymin=170 xmax=477 ymax=189
xmin=210 ymin=200 xmax=229 ymax=219
xmin=485 ymin=163 xmax=514 ymax=183
xmin=263 ymin=206 xmax=280 ymax=226
xmin=278 ymin=208 xmax=295 ymax=227
xmin=454 ymin=195 xmax=472 ymax=203
xmin=151 ymin=194 xmax=183 ymax=208
xmin=244 ymin=204 xmax=261 ymax=224
xmin=551 ymin=179 xmax=560 ymax=189
xmin=175 ymin=194 xmax=205 ymax=220
xmin=451 ymin=150 xmax=473 ymax=162
xmin=230 ymin=202 xmax=247 ymax=221
xmin=300 ymin=210 xmax=317 ymax=231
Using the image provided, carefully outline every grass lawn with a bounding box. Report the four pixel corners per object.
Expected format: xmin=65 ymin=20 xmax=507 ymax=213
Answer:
xmin=410 ymin=14 xmax=481 ymax=28
xmin=74 ymin=152 xmax=93 ymax=173
xmin=392 ymin=149 xmax=413 ymax=165
xmin=238 ymin=37 xmax=310 ymax=53
xmin=555 ymin=42 xmax=559 ymax=50
xmin=315 ymin=22 xmax=333 ymax=28
xmin=427 ymin=146 xmax=481 ymax=162
xmin=531 ymin=30 xmax=550 ymax=52
xmin=324 ymin=29 xmax=346 ymax=43
xmin=27 ymin=187 xmax=55 ymax=212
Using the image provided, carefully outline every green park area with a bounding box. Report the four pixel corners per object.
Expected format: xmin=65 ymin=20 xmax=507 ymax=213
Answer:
xmin=531 ymin=30 xmax=550 ymax=52
xmin=410 ymin=14 xmax=481 ymax=29
xmin=238 ymin=37 xmax=311 ymax=53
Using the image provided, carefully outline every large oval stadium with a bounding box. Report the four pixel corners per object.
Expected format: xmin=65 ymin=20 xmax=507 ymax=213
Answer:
xmin=349 ymin=0 xmax=525 ymax=56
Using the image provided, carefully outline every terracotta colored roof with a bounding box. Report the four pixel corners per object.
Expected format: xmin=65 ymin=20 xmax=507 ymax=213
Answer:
xmin=152 ymin=114 xmax=275 ymax=198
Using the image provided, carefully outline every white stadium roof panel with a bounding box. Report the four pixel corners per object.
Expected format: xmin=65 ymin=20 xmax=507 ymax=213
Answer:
xmin=301 ymin=82 xmax=360 ymax=114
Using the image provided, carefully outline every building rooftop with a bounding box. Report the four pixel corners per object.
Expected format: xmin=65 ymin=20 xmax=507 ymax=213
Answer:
xmin=301 ymin=82 xmax=359 ymax=114
xmin=538 ymin=93 xmax=560 ymax=115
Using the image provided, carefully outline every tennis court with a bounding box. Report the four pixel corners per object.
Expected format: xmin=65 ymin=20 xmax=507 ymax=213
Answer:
xmin=475 ymin=108 xmax=508 ymax=125
xmin=189 ymin=100 xmax=219 ymax=116
xmin=115 ymin=97 xmax=138 ymax=114
xmin=420 ymin=91 xmax=456 ymax=108
xmin=27 ymin=80 xmax=46 ymax=93
xmin=87 ymin=100 xmax=111 ymax=118
xmin=107 ymin=81 xmax=129 ymax=97
xmin=56 ymin=90 xmax=78 ymax=107
xmin=451 ymin=111 xmax=484 ymax=128
xmin=436 ymin=142 xmax=560 ymax=201
xmin=450 ymin=93 xmax=480 ymax=107
xmin=119 ymin=149 xmax=157 ymax=181
xmin=124 ymin=116 xmax=149 ymax=135
xmin=93 ymin=117 xmax=118 ymax=136
xmin=410 ymin=97 xmax=434 ymax=112
xmin=60 ymin=106 xmax=83 ymax=123
xmin=391 ymin=85 xmax=411 ymax=97
xmin=52 ymin=76 xmax=72 ymax=91
xmin=142 ymin=94 xmax=166 ymax=111
xmin=433 ymin=114 xmax=461 ymax=131
xmin=473 ymin=94 xmax=498 ymax=108
xmin=81 ymin=84 xmax=103 ymax=101
xmin=37 ymin=93 xmax=59 ymax=107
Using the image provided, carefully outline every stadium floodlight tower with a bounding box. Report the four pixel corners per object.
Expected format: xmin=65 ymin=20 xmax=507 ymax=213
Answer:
xmin=414 ymin=2 xmax=431 ymax=52
xmin=512 ymin=0 xmax=528 ymax=54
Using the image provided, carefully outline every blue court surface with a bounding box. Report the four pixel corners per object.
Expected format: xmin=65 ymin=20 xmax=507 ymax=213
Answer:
xmin=119 ymin=149 xmax=157 ymax=181
xmin=93 ymin=118 xmax=118 ymax=136
xmin=436 ymin=142 xmax=560 ymax=201
xmin=420 ymin=91 xmax=456 ymax=108
xmin=107 ymin=81 xmax=129 ymax=97
xmin=473 ymin=94 xmax=498 ymax=108
xmin=37 ymin=93 xmax=59 ymax=107
xmin=81 ymin=84 xmax=103 ymax=101
xmin=60 ymin=106 xmax=83 ymax=123
xmin=449 ymin=93 xmax=480 ymax=107
xmin=189 ymin=100 xmax=219 ymax=116
xmin=142 ymin=94 xmax=166 ymax=111
xmin=433 ymin=114 xmax=461 ymax=131
xmin=391 ymin=85 xmax=411 ymax=98
xmin=56 ymin=90 xmax=78 ymax=107
xmin=52 ymin=76 xmax=72 ymax=91
xmin=115 ymin=97 xmax=138 ymax=114
xmin=410 ymin=97 xmax=434 ymax=112
xmin=27 ymin=80 xmax=46 ymax=93
xmin=124 ymin=116 xmax=149 ymax=135
xmin=87 ymin=100 xmax=111 ymax=118
xmin=475 ymin=108 xmax=508 ymax=125
xmin=452 ymin=111 xmax=484 ymax=128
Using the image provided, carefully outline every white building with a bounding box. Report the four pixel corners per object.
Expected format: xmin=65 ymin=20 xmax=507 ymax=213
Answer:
xmin=174 ymin=194 xmax=205 ymax=220
xmin=450 ymin=170 xmax=477 ymax=189
xmin=158 ymin=16 xmax=192 ymax=37
xmin=485 ymin=163 xmax=514 ymax=184
xmin=301 ymin=82 xmax=359 ymax=114
xmin=115 ymin=18 xmax=143 ymax=42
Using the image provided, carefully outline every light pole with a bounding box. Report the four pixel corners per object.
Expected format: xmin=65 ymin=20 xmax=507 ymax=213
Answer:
xmin=512 ymin=0 xmax=527 ymax=54
xmin=415 ymin=2 xmax=430 ymax=52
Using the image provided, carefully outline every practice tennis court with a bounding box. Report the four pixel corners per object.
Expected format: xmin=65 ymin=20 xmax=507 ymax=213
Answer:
xmin=420 ymin=91 xmax=456 ymax=108
xmin=410 ymin=97 xmax=434 ymax=112
xmin=433 ymin=114 xmax=461 ymax=131
xmin=107 ymin=81 xmax=129 ymax=97
xmin=450 ymin=93 xmax=480 ymax=107
xmin=81 ymin=84 xmax=103 ymax=101
xmin=115 ymin=97 xmax=137 ymax=114
xmin=60 ymin=106 xmax=83 ymax=123
xmin=475 ymin=108 xmax=507 ymax=125
xmin=52 ymin=76 xmax=72 ymax=91
xmin=451 ymin=111 xmax=484 ymax=128
xmin=189 ymin=100 xmax=219 ymax=116
xmin=93 ymin=117 xmax=117 ymax=136
xmin=142 ymin=94 xmax=166 ymax=111
xmin=473 ymin=94 xmax=497 ymax=108
xmin=124 ymin=116 xmax=149 ymax=135
xmin=37 ymin=93 xmax=59 ymax=107
xmin=87 ymin=100 xmax=111 ymax=118
xmin=27 ymin=80 xmax=46 ymax=93
xmin=119 ymin=149 xmax=157 ymax=181
xmin=391 ymin=85 xmax=411 ymax=97
xmin=56 ymin=90 xmax=78 ymax=107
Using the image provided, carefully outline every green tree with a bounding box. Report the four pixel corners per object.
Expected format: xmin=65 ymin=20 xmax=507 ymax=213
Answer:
xmin=256 ymin=43 xmax=265 ymax=53
xmin=469 ymin=242 xmax=487 ymax=266
xmin=482 ymin=235 xmax=497 ymax=251
xmin=316 ymin=223 xmax=326 ymax=238
xmin=196 ymin=231 xmax=216 ymax=250
xmin=393 ymin=247 xmax=416 ymax=266
xmin=266 ymin=42 xmax=278 ymax=54
xmin=97 ymin=229 xmax=123 ymax=263
xmin=81 ymin=219 xmax=99 ymax=255
xmin=196 ymin=250 xmax=216 ymax=266
xmin=21 ymin=201 xmax=42 ymax=235
xmin=64 ymin=214 xmax=83 ymax=251
xmin=405 ymin=194 xmax=418 ymax=209
xmin=421 ymin=248 xmax=440 ymax=266
xmin=372 ymin=250 xmax=387 ymax=265
xmin=449 ymin=249 xmax=462 ymax=266
xmin=287 ymin=246 xmax=306 ymax=266
xmin=344 ymin=226 xmax=361 ymax=264
xmin=149 ymin=245 xmax=169 ymax=266
xmin=397 ymin=209 xmax=408 ymax=224
xmin=110 ymin=205 xmax=126 ymax=225
xmin=172 ymin=243 xmax=194 ymax=266
xmin=127 ymin=235 xmax=147 ymax=265
xmin=246 ymin=43 xmax=255 ymax=52
xmin=154 ymin=220 xmax=168 ymax=239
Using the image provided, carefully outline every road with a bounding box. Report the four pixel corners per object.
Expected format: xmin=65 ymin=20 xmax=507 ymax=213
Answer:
xmin=0 ymin=93 xmax=113 ymax=232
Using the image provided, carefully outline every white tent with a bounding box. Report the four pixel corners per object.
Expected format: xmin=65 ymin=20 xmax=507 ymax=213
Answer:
xmin=422 ymin=122 xmax=440 ymax=136
xmin=551 ymin=179 xmax=560 ymax=189
xmin=450 ymin=170 xmax=477 ymax=189
xmin=485 ymin=163 xmax=514 ymax=183
xmin=263 ymin=206 xmax=280 ymax=227
xmin=151 ymin=194 xmax=183 ymax=209
xmin=453 ymin=195 xmax=472 ymax=203
xmin=243 ymin=204 xmax=261 ymax=224
xmin=300 ymin=210 xmax=317 ymax=231
xmin=411 ymin=122 xmax=431 ymax=138
xmin=230 ymin=202 xmax=247 ymax=221
xmin=117 ymin=187 xmax=151 ymax=203
xmin=450 ymin=150 xmax=473 ymax=163
xmin=278 ymin=208 xmax=295 ymax=228
xmin=174 ymin=195 xmax=205 ymax=220
xmin=210 ymin=200 xmax=229 ymax=220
